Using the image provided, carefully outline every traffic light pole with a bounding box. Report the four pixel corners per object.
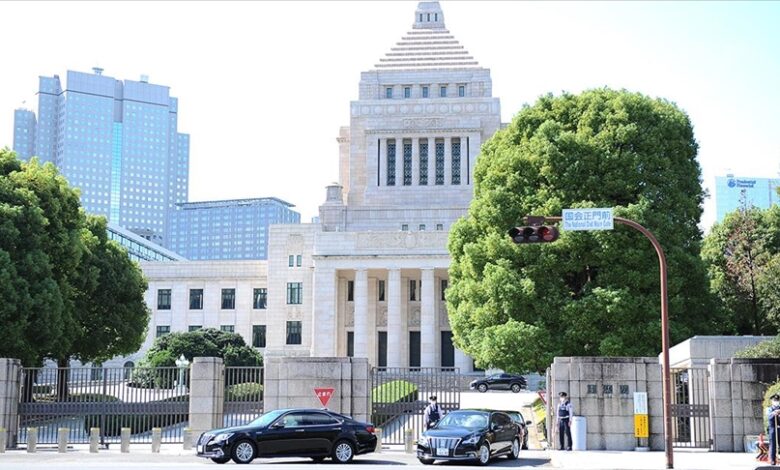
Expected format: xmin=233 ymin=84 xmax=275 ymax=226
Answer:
xmin=542 ymin=216 xmax=674 ymax=469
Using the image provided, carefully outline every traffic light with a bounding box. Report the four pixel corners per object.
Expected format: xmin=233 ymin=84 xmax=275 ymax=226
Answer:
xmin=508 ymin=225 xmax=559 ymax=244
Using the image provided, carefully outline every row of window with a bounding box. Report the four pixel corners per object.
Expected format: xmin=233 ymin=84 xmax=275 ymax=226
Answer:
xmin=346 ymin=279 xmax=448 ymax=302
xmin=155 ymin=322 xmax=299 ymax=346
xmin=384 ymin=138 xmax=466 ymax=187
xmin=385 ymin=84 xmax=466 ymax=99
xmin=400 ymin=223 xmax=445 ymax=232
xmin=157 ymin=288 xmax=268 ymax=310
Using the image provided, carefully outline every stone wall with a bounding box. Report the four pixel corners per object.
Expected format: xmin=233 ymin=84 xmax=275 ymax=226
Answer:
xmin=548 ymin=357 xmax=664 ymax=451
xmin=264 ymin=357 xmax=370 ymax=423
xmin=708 ymin=358 xmax=780 ymax=452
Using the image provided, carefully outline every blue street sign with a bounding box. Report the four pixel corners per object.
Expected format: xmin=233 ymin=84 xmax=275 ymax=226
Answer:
xmin=562 ymin=208 xmax=614 ymax=231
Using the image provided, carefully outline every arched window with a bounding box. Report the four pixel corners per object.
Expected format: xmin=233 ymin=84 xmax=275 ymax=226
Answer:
xmin=123 ymin=361 xmax=135 ymax=380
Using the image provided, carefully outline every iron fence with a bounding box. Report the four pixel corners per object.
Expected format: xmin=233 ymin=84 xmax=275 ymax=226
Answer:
xmin=223 ymin=366 xmax=264 ymax=428
xmin=670 ymin=368 xmax=711 ymax=449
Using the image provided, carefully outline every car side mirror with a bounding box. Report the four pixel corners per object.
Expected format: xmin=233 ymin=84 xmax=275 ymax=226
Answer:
xmin=270 ymin=422 xmax=284 ymax=429
xmin=526 ymin=421 xmax=533 ymax=426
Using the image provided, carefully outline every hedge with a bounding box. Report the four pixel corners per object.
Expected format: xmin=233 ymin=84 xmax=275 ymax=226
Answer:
xmin=226 ymin=383 xmax=263 ymax=401
xmin=372 ymin=380 xmax=418 ymax=403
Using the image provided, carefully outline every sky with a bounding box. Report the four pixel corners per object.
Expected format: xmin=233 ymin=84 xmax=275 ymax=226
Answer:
xmin=0 ymin=0 xmax=778 ymax=230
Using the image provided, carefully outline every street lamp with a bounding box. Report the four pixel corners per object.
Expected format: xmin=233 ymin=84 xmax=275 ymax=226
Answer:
xmin=175 ymin=354 xmax=190 ymax=392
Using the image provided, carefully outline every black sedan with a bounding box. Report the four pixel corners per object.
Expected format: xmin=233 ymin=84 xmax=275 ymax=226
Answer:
xmin=470 ymin=373 xmax=527 ymax=393
xmin=196 ymin=408 xmax=377 ymax=464
xmin=501 ymin=410 xmax=532 ymax=449
xmin=416 ymin=409 xmax=520 ymax=466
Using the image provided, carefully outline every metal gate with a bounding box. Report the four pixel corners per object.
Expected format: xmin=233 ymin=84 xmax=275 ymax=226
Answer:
xmin=670 ymin=368 xmax=711 ymax=449
xmin=370 ymin=367 xmax=460 ymax=445
xmin=18 ymin=366 xmax=189 ymax=446
xmin=223 ymin=366 xmax=264 ymax=428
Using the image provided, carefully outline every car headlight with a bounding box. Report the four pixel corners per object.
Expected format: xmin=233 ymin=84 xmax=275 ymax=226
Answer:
xmin=213 ymin=433 xmax=234 ymax=442
xmin=417 ymin=436 xmax=429 ymax=446
xmin=462 ymin=434 xmax=480 ymax=445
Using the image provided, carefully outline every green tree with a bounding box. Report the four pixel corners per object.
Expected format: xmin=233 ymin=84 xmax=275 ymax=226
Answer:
xmin=735 ymin=336 xmax=780 ymax=359
xmin=447 ymin=89 xmax=718 ymax=373
xmin=141 ymin=328 xmax=262 ymax=368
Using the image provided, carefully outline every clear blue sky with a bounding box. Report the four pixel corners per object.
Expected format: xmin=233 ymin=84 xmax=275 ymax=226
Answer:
xmin=0 ymin=1 xmax=777 ymax=230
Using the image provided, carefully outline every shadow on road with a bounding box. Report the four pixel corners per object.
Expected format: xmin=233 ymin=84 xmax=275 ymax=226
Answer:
xmin=435 ymin=457 xmax=550 ymax=467
xmin=269 ymin=458 xmax=407 ymax=465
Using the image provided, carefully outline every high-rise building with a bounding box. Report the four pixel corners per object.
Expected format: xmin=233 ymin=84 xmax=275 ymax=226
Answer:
xmin=168 ymin=198 xmax=301 ymax=260
xmin=107 ymin=223 xmax=186 ymax=262
xmin=12 ymin=68 xmax=189 ymax=244
xmin=715 ymin=175 xmax=780 ymax=221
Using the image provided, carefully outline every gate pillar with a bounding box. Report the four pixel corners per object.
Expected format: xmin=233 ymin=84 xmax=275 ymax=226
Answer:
xmin=0 ymin=359 xmax=21 ymax=449
xmin=188 ymin=357 xmax=225 ymax=447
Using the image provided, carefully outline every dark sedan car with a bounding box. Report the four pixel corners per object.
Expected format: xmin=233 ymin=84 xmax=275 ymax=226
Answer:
xmin=196 ymin=408 xmax=377 ymax=464
xmin=470 ymin=373 xmax=527 ymax=393
xmin=416 ymin=409 xmax=520 ymax=466
xmin=501 ymin=410 xmax=532 ymax=449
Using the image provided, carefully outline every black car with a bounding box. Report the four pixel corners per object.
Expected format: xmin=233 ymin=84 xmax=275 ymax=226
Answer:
xmin=501 ymin=410 xmax=532 ymax=449
xmin=416 ymin=409 xmax=520 ymax=466
xmin=196 ymin=408 xmax=377 ymax=464
xmin=470 ymin=373 xmax=527 ymax=393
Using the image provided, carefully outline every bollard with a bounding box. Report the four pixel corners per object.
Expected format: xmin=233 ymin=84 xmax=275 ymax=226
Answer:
xmin=404 ymin=428 xmax=414 ymax=454
xmin=0 ymin=427 xmax=6 ymax=453
xmin=58 ymin=428 xmax=69 ymax=453
xmin=89 ymin=428 xmax=100 ymax=453
xmin=151 ymin=427 xmax=162 ymax=453
xmin=26 ymin=427 xmax=37 ymax=453
xmin=375 ymin=428 xmax=383 ymax=454
xmin=120 ymin=428 xmax=131 ymax=453
xmin=182 ymin=428 xmax=192 ymax=450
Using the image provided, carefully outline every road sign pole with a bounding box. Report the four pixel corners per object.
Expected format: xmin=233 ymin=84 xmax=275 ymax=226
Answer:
xmin=544 ymin=215 xmax=674 ymax=469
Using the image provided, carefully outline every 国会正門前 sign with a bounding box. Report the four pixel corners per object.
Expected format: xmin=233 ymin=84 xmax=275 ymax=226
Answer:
xmin=562 ymin=208 xmax=614 ymax=231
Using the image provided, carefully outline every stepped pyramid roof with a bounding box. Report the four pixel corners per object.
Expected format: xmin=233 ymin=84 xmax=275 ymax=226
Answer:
xmin=374 ymin=1 xmax=480 ymax=70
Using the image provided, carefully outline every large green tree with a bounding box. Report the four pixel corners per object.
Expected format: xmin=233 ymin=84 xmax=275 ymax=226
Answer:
xmin=448 ymin=89 xmax=718 ymax=373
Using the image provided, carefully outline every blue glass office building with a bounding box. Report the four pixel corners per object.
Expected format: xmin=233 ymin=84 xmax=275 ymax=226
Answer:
xmin=169 ymin=198 xmax=301 ymax=260
xmin=715 ymin=175 xmax=779 ymax=221
xmin=12 ymin=68 xmax=189 ymax=244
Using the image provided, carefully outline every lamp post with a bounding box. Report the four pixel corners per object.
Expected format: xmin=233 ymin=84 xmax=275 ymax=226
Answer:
xmin=175 ymin=354 xmax=190 ymax=392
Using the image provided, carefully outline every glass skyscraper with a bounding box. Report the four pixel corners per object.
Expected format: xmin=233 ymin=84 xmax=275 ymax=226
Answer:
xmin=715 ymin=175 xmax=780 ymax=221
xmin=12 ymin=68 xmax=189 ymax=244
xmin=168 ymin=198 xmax=301 ymax=260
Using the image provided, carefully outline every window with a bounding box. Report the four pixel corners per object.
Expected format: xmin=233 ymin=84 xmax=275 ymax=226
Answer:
xmin=253 ymin=288 xmax=267 ymax=309
xmin=189 ymin=289 xmax=203 ymax=310
xmin=436 ymin=223 xmax=444 ymax=231
xmin=220 ymin=325 xmax=235 ymax=333
xmin=385 ymin=87 xmax=393 ymax=99
xmin=441 ymin=279 xmax=448 ymax=301
xmin=451 ymin=138 xmax=461 ymax=185
xmin=221 ymin=288 xmax=235 ymax=309
xmin=289 ymin=255 xmax=294 ymax=267
xmin=435 ymin=139 xmax=445 ymax=185
xmin=404 ymin=86 xmax=411 ymax=98
xmin=409 ymin=331 xmax=421 ymax=367
xmin=347 ymin=280 xmax=354 ymax=302
xmin=440 ymin=86 xmax=447 ymax=97
xmin=157 ymin=289 xmax=171 ymax=310
xmin=286 ymin=321 xmax=302 ymax=344
xmin=296 ymin=255 xmax=302 ymax=267
xmin=287 ymin=282 xmax=303 ymax=304
xmin=419 ymin=224 xmax=426 ymax=231
xmin=419 ymin=139 xmax=428 ymax=185
xmin=409 ymin=279 xmax=417 ymax=301
xmin=188 ymin=325 xmax=202 ymax=332
xmin=378 ymin=280 xmax=385 ymax=302
xmin=253 ymin=325 xmax=267 ymax=348
xmin=458 ymin=85 xmax=465 ymax=97
xmin=386 ymin=139 xmax=396 ymax=186
xmin=403 ymin=139 xmax=412 ymax=186
xmin=347 ymin=331 xmax=354 ymax=357
xmin=156 ymin=325 xmax=170 ymax=338
xmin=306 ymin=412 xmax=339 ymax=426
xmin=401 ymin=224 xmax=409 ymax=231
xmin=422 ymin=86 xmax=429 ymax=98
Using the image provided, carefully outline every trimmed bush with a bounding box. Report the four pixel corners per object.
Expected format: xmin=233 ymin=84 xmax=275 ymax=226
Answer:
xmin=226 ymin=383 xmax=263 ymax=401
xmin=372 ymin=380 xmax=418 ymax=403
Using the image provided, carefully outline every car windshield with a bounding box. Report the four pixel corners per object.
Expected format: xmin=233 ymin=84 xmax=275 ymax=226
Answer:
xmin=437 ymin=411 xmax=488 ymax=430
xmin=248 ymin=409 xmax=286 ymax=428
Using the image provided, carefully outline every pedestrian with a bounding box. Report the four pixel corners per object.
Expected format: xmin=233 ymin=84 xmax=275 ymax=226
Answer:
xmin=423 ymin=395 xmax=441 ymax=430
xmin=557 ymin=391 xmax=573 ymax=451
xmin=768 ymin=393 xmax=780 ymax=465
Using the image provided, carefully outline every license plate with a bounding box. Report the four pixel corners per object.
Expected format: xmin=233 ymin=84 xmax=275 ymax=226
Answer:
xmin=436 ymin=447 xmax=449 ymax=456
xmin=197 ymin=445 xmax=203 ymax=453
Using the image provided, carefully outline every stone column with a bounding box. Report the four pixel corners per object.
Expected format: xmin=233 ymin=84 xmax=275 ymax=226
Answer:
xmin=411 ymin=137 xmax=419 ymax=187
xmin=420 ymin=268 xmax=436 ymax=368
xmin=353 ymin=269 xmax=369 ymax=358
xmin=0 ymin=359 xmax=21 ymax=449
xmin=444 ymin=137 xmax=452 ymax=186
xmin=459 ymin=136 xmax=468 ymax=186
xmin=394 ymin=137 xmax=403 ymax=188
xmin=188 ymin=357 xmax=224 ymax=446
xmin=387 ymin=269 xmax=403 ymax=368
xmin=367 ymin=277 xmax=378 ymax=366
xmin=378 ymin=138 xmax=385 ymax=186
xmin=311 ymin=268 xmax=337 ymax=356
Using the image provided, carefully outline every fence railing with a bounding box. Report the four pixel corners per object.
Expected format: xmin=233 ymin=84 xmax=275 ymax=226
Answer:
xmin=223 ymin=366 xmax=264 ymax=428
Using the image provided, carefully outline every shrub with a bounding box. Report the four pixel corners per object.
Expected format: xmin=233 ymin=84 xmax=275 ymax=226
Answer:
xmin=532 ymin=397 xmax=547 ymax=441
xmin=226 ymin=383 xmax=263 ymax=401
xmin=736 ymin=337 xmax=780 ymax=359
xmin=372 ymin=380 xmax=418 ymax=403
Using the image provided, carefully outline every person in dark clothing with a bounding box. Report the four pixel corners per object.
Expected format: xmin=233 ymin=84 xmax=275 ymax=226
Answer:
xmin=768 ymin=393 xmax=780 ymax=465
xmin=557 ymin=391 xmax=573 ymax=451
xmin=423 ymin=395 xmax=441 ymax=430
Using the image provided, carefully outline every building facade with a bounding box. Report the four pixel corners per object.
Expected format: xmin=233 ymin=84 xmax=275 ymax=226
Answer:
xmin=107 ymin=223 xmax=186 ymax=262
xmin=715 ymin=175 xmax=779 ymax=221
xmin=168 ymin=198 xmax=301 ymax=260
xmin=12 ymin=68 xmax=189 ymax=244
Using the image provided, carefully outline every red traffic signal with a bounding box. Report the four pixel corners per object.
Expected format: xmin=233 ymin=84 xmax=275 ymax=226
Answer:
xmin=508 ymin=225 xmax=559 ymax=244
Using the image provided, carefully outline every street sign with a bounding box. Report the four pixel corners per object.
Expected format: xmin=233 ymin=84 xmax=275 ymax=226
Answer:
xmin=633 ymin=392 xmax=648 ymax=414
xmin=562 ymin=208 xmax=614 ymax=231
xmin=634 ymin=414 xmax=649 ymax=438
xmin=314 ymin=387 xmax=335 ymax=407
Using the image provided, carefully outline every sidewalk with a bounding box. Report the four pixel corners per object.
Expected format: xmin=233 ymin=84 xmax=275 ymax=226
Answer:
xmin=550 ymin=449 xmax=762 ymax=470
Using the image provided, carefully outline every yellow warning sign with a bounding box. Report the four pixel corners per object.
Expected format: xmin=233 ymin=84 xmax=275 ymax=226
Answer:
xmin=634 ymin=414 xmax=649 ymax=438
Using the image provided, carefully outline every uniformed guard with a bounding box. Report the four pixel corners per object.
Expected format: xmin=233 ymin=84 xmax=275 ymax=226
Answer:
xmin=423 ymin=395 xmax=441 ymax=430
xmin=768 ymin=393 xmax=780 ymax=465
xmin=557 ymin=391 xmax=574 ymax=451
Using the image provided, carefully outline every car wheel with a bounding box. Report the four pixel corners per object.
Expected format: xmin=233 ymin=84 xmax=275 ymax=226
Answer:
xmin=311 ymin=456 xmax=327 ymax=463
xmin=511 ymin=383 xmax=521 ymax=393
xmin=332 ymin=439 xmax=355 ymax=463
xmin=418 ymin=457 xmax=435 ymax=465
xmin=507 ymin=438 xmax=520 ymax=460
xmin=478 ymin=383 xmax=488 ymax=393
xmin=476 ymin=442 xmax=491 ymax=466
xmin=231 ymin=439 xmax=256 ymax=464
xmin=211 ymin=457 xmax=230 ymax=464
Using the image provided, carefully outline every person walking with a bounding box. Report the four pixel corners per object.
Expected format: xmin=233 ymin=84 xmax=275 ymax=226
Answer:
xmin=557 ymin=391 xmax=574 ymax=451
xmin=423 ymin=395 xmax=441 ymax=430
xmin=768 ymin=393 xmax=780 ymax=465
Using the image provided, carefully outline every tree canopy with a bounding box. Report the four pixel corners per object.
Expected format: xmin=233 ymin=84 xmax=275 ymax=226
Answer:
xmin=447 ymin=89 xmax=718 ymax=373
xmin=141 ymin=328 xmax=263 ymax=368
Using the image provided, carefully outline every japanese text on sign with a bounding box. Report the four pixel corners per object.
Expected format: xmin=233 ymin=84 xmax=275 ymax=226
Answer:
xmin=562 ymin=208 xmax=614 ymax=231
